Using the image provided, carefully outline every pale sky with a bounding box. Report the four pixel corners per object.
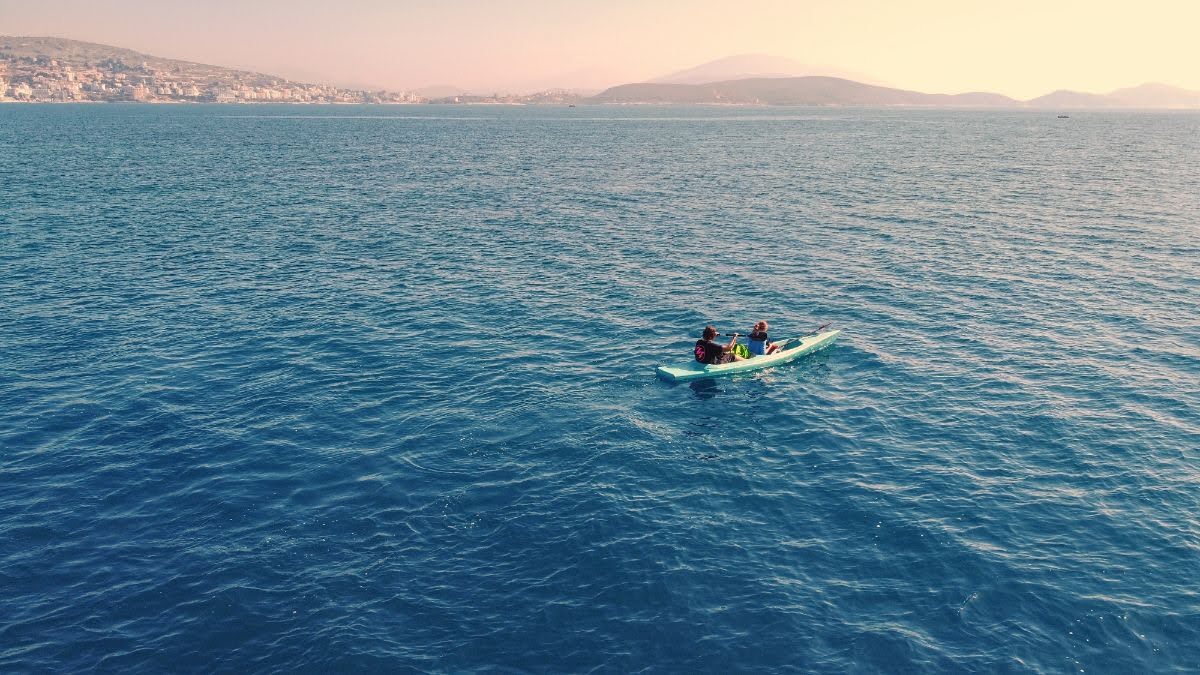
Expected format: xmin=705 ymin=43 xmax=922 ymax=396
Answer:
xmin=1 ymin=0 xmax=1197 ymax=98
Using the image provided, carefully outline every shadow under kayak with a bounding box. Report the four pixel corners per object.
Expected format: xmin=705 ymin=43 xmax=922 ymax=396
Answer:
xmin=655 ymin=330 xmax=841 ymax=383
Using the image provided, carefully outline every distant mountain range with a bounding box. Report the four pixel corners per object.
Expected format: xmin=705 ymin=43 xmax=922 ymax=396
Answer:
xmin=1028 ymin=83 xmax=1200 ymax=108
xmin=591 ymin=77 xmax=1019 ymax=107
xmin=592 ymin=73 xmax=1200 ymax=108
xmin=3 ymin=36 xmax=1199 ymax=108
xmin=650 ymin=54 xmax=886 ymax=87
xmin=593 ymin=55 xmax=1200 ymax=108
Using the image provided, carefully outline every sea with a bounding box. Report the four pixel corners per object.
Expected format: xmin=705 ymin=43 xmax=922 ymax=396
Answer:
xmin=2 ymin=104 xmax=1198 ymax=673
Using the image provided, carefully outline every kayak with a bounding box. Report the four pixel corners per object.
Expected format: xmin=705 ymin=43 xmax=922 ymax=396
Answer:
xmin=655 ymin=329 xmax=841 ymax=383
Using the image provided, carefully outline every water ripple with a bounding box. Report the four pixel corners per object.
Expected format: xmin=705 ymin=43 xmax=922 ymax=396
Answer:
xmin=2 ymin=104 xmax=1198 ymax=672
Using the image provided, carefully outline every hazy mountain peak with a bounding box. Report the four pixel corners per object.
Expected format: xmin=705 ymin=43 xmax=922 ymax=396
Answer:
xmin=1107 ymin=82 xmax=1200 ymax=107
xmin=1028 ymin=82 xmax=1200 ymax=108
xmin=650 ymin=54 xmax=884 ymax=86
xmin=592 ymin=76 xmax=1020 ymax=107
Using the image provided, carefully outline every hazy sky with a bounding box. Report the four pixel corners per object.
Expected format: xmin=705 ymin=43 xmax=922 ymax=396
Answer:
xmin=2 ymin=0 xmax=1197 ymax=97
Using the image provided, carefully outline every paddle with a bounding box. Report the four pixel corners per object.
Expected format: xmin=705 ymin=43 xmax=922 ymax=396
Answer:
xmin=723 ymin=322 xmax=832 ymax=338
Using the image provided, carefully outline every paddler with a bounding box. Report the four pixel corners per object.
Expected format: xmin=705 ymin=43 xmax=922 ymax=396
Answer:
xmin=748 ymin=320 xmax=781 ymax=356
xmin=694 ymin=325 xmax=747 ymax=364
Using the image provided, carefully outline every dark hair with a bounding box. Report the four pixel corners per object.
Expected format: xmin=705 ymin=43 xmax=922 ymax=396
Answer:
xmin=703 ymin=325 xmax=717 ymax=340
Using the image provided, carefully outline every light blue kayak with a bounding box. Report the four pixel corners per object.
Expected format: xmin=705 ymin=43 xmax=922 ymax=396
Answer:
xmin=656 ymin=330 xmax=841 ymax=383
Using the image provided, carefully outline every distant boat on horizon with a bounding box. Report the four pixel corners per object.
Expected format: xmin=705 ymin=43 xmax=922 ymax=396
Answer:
xmin=1058 ymin=114 xmax=1070 ymax=118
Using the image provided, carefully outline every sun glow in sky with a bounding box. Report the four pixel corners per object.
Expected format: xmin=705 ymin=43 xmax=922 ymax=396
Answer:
xmin=2 ymin=0 xmax=1198 ymax=98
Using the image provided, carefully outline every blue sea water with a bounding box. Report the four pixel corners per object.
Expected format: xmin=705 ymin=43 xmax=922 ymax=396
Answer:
xmin=2 ymin=103 xmax=1199 ymax=673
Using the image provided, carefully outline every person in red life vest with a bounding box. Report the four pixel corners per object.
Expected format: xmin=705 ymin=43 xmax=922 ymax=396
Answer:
xmin=694 ymin=325 xmax=747 ymax=365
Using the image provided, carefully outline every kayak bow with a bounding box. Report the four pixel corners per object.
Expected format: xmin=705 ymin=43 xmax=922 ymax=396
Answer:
xmin=655 ymin=329 xmax=840 ymax=383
